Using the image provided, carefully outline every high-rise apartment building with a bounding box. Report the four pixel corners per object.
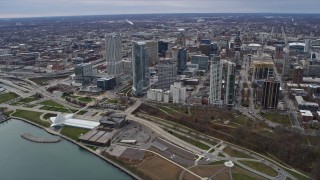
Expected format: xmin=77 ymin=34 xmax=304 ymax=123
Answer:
xmin=262 ymin=79 xmax=280 ymax=109
xmin=146 ymin=40 xmax=159 ymax=66
xmin=209 ymin=55 xmax=223 ymax=106
xmin=132 ymin=41 xmax=150 ymax=97
xmin=222 ymin=60 xmax=236 ymax=107
xmin=106 ymin=33 xmax=123 ymax=77
xmin=157 ymin=63 xmax=177 ymax=89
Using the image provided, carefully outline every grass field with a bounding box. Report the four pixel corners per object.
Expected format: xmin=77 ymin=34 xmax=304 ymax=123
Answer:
xmin=232 ymin=172 xmax=258 ymax=180
xmin=43 ymin=113 xmax=57 ymax=120
xmin=0 ymin=92 xmax=19 ymax=104
xmin=260 ymin=112 xmax=292 ymax=126
xmin=40 ymin=106 xmax=77 ymax=113
xmin=60 ymin=126 xmax=89 ymax=140
xmin=77 ymin=97 xmax=93 ymax=103
xmin=76 ymin=110 xmax=87 ymax=115
xmin=239 ymin=161 xmax=278 ymax=177
xmin=40 ymin=100 xmax=65 ymax=108
xmin=11 ymin=109 xmax=50 ymax=127
xmin=106 ymin=99 xmax=118 ymax=104
xmin=223 ymin=146 xmax=252 ymax=159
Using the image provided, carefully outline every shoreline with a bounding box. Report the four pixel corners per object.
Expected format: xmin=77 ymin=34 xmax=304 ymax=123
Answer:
xmin=5 ymin=117 xmax=141 ymax=180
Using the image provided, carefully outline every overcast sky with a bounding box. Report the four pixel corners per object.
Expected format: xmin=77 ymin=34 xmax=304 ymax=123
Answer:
xmin=1 ymin=0 xmax=319 ymax=18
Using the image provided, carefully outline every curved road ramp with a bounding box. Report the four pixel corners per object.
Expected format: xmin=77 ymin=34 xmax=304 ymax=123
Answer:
xmin=21 ymin=133 xmax=61 ymax=143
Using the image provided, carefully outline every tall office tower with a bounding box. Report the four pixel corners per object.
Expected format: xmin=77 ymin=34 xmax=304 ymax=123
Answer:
xmin=209 ymin=55 xmax=223 ymax=106
xmin=177 ymin=48 xmax=187 ymax=74
xmin=75 ymin=63 xmax=93 ymax=85
xmin=171 ymin=47 xmax=179 ymax=63
xmin=176 ymin=32 xmax=186 ymax=47
xmin=262 ymin=79 xmax=280 ymax=109
xmin=157 ymin=63 xmax=177 ymax=89
xmin=275 ymin=45 xmax=284 ymax=59
xmin=199 ymin=44 xmax=211 ymax=57
xmin=282 ymin=55 xmax=290 ymax=76
xmin=234 ymin=51 xmax=241 ymax=64
xmin=210 ymin=42 xmax=219 ymax=56
xmin=191 ymin=55 xmax=209 ymax=71
xmin=146 ymin=40 xmax=159 ymax=66
xmin=304 ymin=39 xmax=311 ymax=53
xmin=252 ymin=61 xmax=274 ymax=80
xmin=106 ymin=33 xmax=122 ymax=76
xmin=132 ymin=41 xmax=150 ymax=97
xmin=234 ymin=31 xmax=242 ymax=52
xmin=158 ymin=41 xmax=168 ymax=57
xmin=222 ymin=60 xmax=236 ymax=107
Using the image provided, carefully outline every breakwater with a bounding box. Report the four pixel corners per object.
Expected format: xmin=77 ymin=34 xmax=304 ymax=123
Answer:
xmin=21 ymin=133 xmax=61 ymax=143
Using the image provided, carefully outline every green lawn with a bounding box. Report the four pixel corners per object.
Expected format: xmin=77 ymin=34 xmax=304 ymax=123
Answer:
xmin=223 ymin=147 xmax=252 ymax=159
xmin=233 ymin=116 xmax=252 ymax=126
xmin=19 ymin=96 xmax=38 ymax=103
xmin=285 ymin=169 xmax=310 ymax=180
xmin=78 ymin=97 xmax=93 ymax=103
xmin=0 ymin=92 xmax=19 ymax=104
xmin=232 ymin=172 xmax=257 ymax=180
xmin=239 ymin=161 xmax=278 ymax=177
xmin=40 ymin=100 xmax=65 ymax=108
xmin=60 ymin=126 xmax=90 ymax=140
xmin=40 ymin=106 xmax=77 ymax=113
xmin=11 ymin=109 xmax=50 ymax=128
xmin=260 ymin=112 xmax=292 ymax=126
xmin=106 ymin=99 xmax=118 ymax=104
xmin=43 ymin=113 xmax=57 ymax=120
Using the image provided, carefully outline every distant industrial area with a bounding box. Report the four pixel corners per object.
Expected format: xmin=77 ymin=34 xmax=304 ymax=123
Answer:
xmin=0 ymin=13 xmax=320 ymax=180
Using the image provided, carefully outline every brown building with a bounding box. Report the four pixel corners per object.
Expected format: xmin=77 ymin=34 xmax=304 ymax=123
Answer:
xmin=292 ymin=67 xmax=304 ymax=84
xmin=262 ymin=79 xmax=280 ymax=109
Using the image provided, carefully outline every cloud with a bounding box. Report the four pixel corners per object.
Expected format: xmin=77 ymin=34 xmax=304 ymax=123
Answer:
xmin=0 ymin=0 xmax=320 ymax=18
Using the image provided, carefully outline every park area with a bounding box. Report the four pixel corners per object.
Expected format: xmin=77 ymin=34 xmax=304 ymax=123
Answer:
xmin=0 ymin=92 xmax=19 ymax=104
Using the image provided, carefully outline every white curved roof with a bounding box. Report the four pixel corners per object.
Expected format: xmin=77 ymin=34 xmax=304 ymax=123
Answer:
xmin=248 ymin=43 xmax=262 ymax=47
xmin=289 ymin=42 xmax=305 ymax=47
xmin=50 ymin=113 xmax=100 ymax=129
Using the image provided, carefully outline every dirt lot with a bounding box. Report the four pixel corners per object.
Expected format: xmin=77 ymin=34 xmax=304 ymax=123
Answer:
xmin=135 ymin=154 xmax=184 ymax=180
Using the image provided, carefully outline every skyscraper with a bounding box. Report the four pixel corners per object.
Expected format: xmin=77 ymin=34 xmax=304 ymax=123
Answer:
xmin=132 ymin=41 xmax=150 ymax=97
xmin=177 ymin=48 xmax=187 ymax=74
xmin=106 ymin=33 xmax=122 ymax=76
xmin=191 ymin=55 xmax=209 ymax=71
xmin=275 ymin=45 xmax=284 ymax=59
xmin=209 ymin=55 xmax=223 ymax=106
xmin=222 ymin=60 xmax=236 ymax=107
xmin=234 ymin=31 xmax=242 ymax=52
xmin=262 ymin=79 xmax=280 ymax=109
xmin=145 ymin=40 xmax=159 ymax=66
xmin=157 ymin=63 xmax=177 ymax=89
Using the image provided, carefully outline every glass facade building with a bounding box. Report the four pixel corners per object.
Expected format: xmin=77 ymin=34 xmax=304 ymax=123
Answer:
xmin=132 ymin=41 xmax=150 ymax=97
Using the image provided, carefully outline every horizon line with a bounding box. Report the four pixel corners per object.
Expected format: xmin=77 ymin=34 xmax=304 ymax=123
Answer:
xmin=1 ymin=12 xmax=320 ymax=20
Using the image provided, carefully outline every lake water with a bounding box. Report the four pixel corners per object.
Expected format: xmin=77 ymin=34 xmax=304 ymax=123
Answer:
xmin=0 ymin=119 xmax=133 ymax=180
